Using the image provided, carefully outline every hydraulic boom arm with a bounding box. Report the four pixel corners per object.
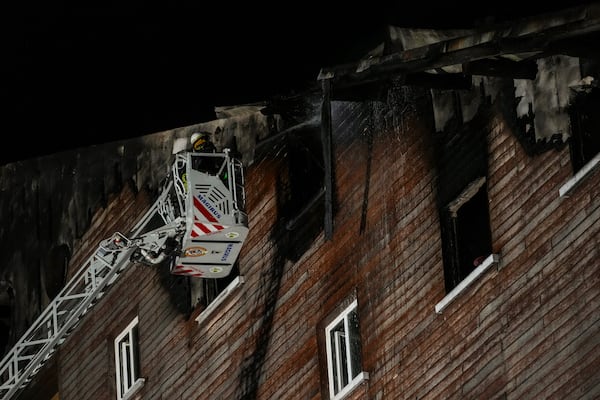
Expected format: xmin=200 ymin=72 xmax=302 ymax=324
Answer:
xmin=0 ymin=150 xmax=248 ymax=399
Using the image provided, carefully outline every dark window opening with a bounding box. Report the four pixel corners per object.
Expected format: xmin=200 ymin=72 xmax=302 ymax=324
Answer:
xmin=568 ymin=87 xmax=600 ymax=171
xmin=286 ymin=127 xmax=325 ymax=218
xmin=442 ymin=179 xmax=493 ymax=291
xmin=281 ymin=125 xmax=326 ymax=261
xmin=131 ymin=324 xmax=141 ymax=378
xmin=434 ymin=93 xmax=492 ymax=294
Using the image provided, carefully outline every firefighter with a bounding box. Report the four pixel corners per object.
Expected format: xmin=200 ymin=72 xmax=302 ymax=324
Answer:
xmin=189 ymin=132 xmax=223 ymax=177
xmin=190 ymin=132 xmax=216 ymax=153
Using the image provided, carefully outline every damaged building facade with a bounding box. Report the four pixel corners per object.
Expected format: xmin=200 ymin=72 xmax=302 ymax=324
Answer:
xmin=0 ymin=2 xmax=599 ymax=399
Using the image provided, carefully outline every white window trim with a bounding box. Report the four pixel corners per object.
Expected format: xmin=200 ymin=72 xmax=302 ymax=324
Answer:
xmin=195 ymin=275 xmax=245 ymax=324
xmin=122 ymin=379 xmax=145 ymax=400
xmin=115 ymin=316 xmax=145 ymax=400
xmin=559 ymin=152 xmax=600 ymax=197
xmin=331 ymin=371 xmax=369 ymax=400
xmin=435 ymin=253 xmax=500 ymax=314
xmin=325 ymin=299 xmax=369 ymax=400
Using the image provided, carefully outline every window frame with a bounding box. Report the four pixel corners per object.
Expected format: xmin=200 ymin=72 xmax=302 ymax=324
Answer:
xmin=114 ymin=316 xmax=145 ymax=400
xmin=440 ymin=176 xmax=493 ymax=293
xmin=436 ymin=177 xmax=499 ymax=313
xmin=324 ymin=299 xmax=368 ymax=400
xmin=198 ymin=262 xmax=240 ymax=308
xmin=435 ymin=253 xmax=499 ymax=313
xmin=567 ymin=86 xmax=600 ymax=172
xmin=195 ymin=275 xmax=245 ymax=324
xmin=559 ymin=152 xmax=600 ymax=197
xmin=560 ymin=86 xmax=600 ymax=197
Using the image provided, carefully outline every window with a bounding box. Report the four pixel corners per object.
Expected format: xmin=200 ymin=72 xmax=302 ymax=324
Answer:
xmin=325 ymin=299 xmax=368 ymax=399
xmin=434 ymin=110 xmax=493 ymax=294
xmin=436 ymin=176 xmax=498 ymax=313
xmin=568 ymin=80 xmax=600 ymax=172
xmin=198 ymin=263 xmax=240 ymax=309
xmin=194 ymin=273 xmax=246 ymax=324
xmin=114 ymin=317 xmax=144 ymax=400
xmin=561 ymin=85 xmax=600 ymax=197
xmin=441 ymin=177 xmax=493 ymax=292
xmin=191 ymin=263 xmax=246 ymax=324
xmin=282 ymin=122 xmax=326 ymax=256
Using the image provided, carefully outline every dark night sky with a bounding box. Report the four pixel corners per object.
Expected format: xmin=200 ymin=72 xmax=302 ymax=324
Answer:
xmin=2 ymin=1 xmax=591 ymax=165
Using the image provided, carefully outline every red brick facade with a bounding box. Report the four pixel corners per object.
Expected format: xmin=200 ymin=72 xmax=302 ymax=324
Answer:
xmin=20 ymin=80 xmax=600 ymax=400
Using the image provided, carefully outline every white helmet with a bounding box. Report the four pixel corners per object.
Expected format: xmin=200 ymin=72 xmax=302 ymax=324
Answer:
xmin=190 ymin=132 xmax=214 ymax=152
xmin=190 ymin=132 xmax=204 ymax=145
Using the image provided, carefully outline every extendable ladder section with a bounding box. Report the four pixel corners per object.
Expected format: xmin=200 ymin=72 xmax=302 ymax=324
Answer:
xmin=0 ymin=179 xmax=179 ymax=400
xmin=0 ymin=150 xmax=248 ymax=399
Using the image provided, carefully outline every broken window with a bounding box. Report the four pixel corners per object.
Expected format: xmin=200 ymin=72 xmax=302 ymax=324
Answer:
xmin=568 ymin=86 xmax=600 ymax=172
xmin=434 ymin=100 xmax=493 ymax=293
xmin=114 ymin=316 xmax=144 ymax=400
xmin=284 ymin=124 xmax=325 ymax=228
xmin=441 ymin=177 xmax=493 ymax=291
xmin=324 ymin=299 xmax=368 ymax=400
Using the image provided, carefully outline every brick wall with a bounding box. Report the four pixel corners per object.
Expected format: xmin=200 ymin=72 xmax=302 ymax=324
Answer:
xmin=35 ymin=81 xmax=599 ymax=400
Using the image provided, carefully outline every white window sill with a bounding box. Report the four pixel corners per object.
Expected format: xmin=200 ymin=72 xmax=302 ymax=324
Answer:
xmin=331 ymin=371 xmax=369 ymax=400
xmin=195 ymin=276 xmax=244 ymax=324
xmin=435 ymin=254 xmax=500 ymax=314
xmin=122 ymin=378 xmax=145 ymax=400
xmin=559 ymin=152 xmax=600 ymax=197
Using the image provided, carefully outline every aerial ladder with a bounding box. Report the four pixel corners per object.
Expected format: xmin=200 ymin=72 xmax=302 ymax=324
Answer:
xmin=0 ymin=149 xmax=249 ymax=400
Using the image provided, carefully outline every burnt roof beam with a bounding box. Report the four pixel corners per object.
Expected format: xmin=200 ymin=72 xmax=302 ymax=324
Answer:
xmin=463 ymin=58 xmax=538 ymax=79
xmin=318 ymin=3 xmax=600 ymax=85
xmin=404 ymin=72 xmax=473 ymax=89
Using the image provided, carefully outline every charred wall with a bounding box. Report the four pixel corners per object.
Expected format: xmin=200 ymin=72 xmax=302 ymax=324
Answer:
xmin=13 ymin=67 xmax=600 ymax=400
xmin=0 ymin=105 xmax=278 ymax=362
xmin=0 ymin=138 xmax=158 ymax=357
